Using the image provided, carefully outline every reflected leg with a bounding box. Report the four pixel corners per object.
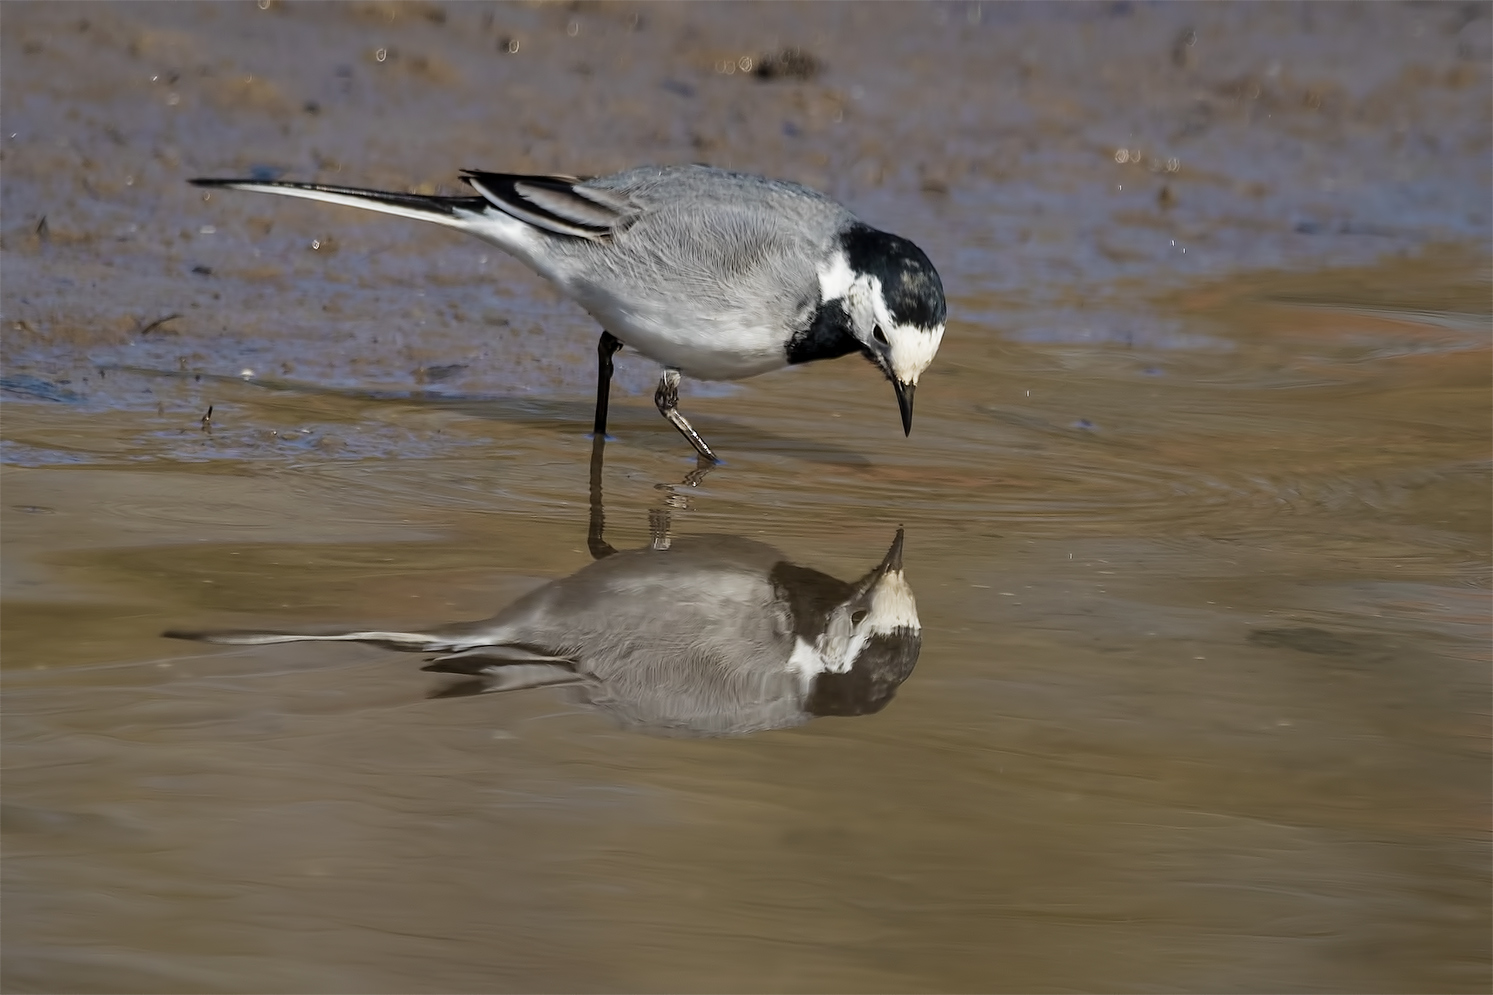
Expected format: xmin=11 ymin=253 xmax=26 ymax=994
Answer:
xmin=591 ymin=434 xmax=715 ymax=560
xmin=648 ymin=455 xmax=717 ymax=550
xmin=654 ymin=369 xmax=721 ymax=463
xmin=592 ymin=330 xmax=623 ymax=439
xmin=587 ymin=431 xmax=615 ymax=561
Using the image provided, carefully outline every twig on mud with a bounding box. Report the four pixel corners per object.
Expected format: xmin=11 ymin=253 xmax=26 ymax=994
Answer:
xmin=136 ymin=313 xmax=181 ymax=336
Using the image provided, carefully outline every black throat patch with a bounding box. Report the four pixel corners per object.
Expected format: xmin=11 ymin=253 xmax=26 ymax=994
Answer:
xmin=784 ymin=296 xmax=863 ymax=366
xmin=806 ymin=629 xmax=923 ymax=717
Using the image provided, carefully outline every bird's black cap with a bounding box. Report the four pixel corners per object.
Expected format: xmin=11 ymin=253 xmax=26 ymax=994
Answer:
xmin=839 ymin=223 xmax=946 ymax=330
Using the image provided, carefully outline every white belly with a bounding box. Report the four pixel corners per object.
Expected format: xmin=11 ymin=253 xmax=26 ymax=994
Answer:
xmin=574 ymin=288 xmax=790 ymax=382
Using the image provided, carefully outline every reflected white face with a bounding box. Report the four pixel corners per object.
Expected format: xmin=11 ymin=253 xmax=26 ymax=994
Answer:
xmin=785 ymin=565 xmax=922 ymax=683
xmin=817 ymin=251 xmax=945 ymax=388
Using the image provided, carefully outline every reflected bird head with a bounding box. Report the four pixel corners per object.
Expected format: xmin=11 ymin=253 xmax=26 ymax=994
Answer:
xmin=779 ymin=529 xmax=923 ymax=717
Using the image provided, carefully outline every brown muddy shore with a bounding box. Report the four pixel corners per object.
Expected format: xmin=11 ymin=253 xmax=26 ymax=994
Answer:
xmin=3 ymin=3 xmax=1490 ymax=993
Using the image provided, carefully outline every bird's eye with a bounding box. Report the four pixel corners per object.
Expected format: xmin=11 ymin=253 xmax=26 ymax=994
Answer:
xmin=851 ymin=609 xmax=868 ymax=626
xmin=872 ymin=326 xmax=888 ymax=346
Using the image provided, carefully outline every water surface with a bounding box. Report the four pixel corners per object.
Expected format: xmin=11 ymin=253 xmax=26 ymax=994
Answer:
xmin=3 ymin=3 xmax=1489 ymax=992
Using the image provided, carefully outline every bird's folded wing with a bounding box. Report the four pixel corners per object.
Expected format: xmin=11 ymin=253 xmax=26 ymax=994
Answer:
xmin=422 ymin=653 xmax=586 ymax=697
xmin=426 ymin=663 xmax=585 ymax=698
xmin=420 ymin=644 xmax=578 ymax=671
xmin=460 ymin=170 xmax=632 ymax=240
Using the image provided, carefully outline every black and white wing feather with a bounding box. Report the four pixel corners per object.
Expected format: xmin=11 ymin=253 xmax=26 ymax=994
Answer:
xmin=460 ymin=170 xmax=633 ymax=241
xmin=187 ymin=171 xmax=636 ymax=243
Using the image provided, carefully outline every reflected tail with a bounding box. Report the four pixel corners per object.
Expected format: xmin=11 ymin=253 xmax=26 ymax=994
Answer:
xmin=164 ymin=627 xmax=455 ymax=652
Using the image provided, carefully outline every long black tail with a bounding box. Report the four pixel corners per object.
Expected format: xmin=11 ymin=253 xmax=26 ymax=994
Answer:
xmin=187 ymin=177 xmax=490 ymax=221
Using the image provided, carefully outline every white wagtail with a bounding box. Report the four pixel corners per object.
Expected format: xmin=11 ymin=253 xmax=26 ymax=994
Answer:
xmin=167 ymin=529 xmax=920 ymax=737
xmin=189 ymin=165 xmax=948 ymax=462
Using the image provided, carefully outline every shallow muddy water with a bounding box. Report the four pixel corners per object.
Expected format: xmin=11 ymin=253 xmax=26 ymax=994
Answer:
xmin=3 ymin=3 xmax=1490 ymax=993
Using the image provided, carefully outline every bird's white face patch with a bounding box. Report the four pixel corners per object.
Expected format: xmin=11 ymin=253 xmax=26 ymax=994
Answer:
xmin=787 ymin=568 xmax=921 ymax=690
xmin=886 ymin=321 xmax=943 ymax=385
xmin=862 ymin=569 xmax=920 ymax=635
xmin=867 ymin=278 xmax=944 ymax=386
xmin=828 ymin=568 xmax=919 ymax=668
xmin=818 ymin=253 xmax=944 ymax=387
xmin=816 ymin=251 xmax=857 ymax=303
xmin=787 ymin=636 xmax=831 ymax=681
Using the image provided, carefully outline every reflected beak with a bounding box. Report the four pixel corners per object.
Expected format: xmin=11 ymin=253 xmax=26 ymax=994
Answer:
xmin=850 ymin=527 xmax=907 ymax=597
xmin=881 ymin=527 xmax=905 ymax=573
xmin=893 ymin=380 xmax=915 ymax=436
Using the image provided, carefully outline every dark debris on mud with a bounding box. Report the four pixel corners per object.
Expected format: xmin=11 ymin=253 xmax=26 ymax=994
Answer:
xmin=753 ymin=47 xmax=821 ymax=82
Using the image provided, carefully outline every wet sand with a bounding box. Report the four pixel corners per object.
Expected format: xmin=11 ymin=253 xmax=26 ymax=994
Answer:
xmin=3 ymin=2 xmax=1490 ymax=992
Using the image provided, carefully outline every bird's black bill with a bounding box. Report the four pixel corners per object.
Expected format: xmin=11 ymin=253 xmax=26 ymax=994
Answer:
xmin=893 ymin=381 xmax=915 ymax=436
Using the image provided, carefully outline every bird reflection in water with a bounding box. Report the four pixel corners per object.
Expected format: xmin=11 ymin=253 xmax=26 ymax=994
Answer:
xmin=168 ymin=442 xmax=922 ymax=737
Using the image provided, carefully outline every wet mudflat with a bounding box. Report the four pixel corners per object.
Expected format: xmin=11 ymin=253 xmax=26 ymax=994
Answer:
xmin=3 ymin=3 xmax=1490 ymax=992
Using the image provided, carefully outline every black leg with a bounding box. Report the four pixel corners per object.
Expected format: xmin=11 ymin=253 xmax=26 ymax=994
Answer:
xmin=593 ymin=331 xmax=623 ymax=439
xmin=654 ymin=369 xmax=721 ymax=463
